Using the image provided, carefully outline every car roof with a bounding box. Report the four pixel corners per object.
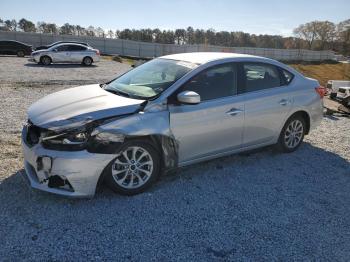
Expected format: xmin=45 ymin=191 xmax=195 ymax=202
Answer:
xmin=160 ymin=52 xmax=261 ymax=64
xmin=0 ymin=40 xmax=31 ymax=46
xmin=53 ymin=43 xmax=89 ymax=48
xmin=160 ymin=52 xmax=303 ymax=78
xmin=51 ymin=41 xmax=88 ymax=45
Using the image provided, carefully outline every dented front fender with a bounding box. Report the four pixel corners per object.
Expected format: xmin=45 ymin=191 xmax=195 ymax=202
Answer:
xmin=90 ymin=111 xmax=179 ymax=170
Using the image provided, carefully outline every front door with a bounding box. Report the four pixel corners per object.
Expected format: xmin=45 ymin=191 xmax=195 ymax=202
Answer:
xmin=169 ymin=63 xmax=244 ymax=163
xmin=51 ymin=45 xmax=70 ymax=62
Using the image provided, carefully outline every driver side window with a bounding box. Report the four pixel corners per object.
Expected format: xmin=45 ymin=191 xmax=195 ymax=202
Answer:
xmin=178 ymin=63 xmax=237 ymax=101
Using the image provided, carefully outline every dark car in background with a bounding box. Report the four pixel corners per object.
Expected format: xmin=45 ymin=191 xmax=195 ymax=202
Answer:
xmin=0 ymin=40 xmax=33 ymax=57
xmin=35 ymin=41 xmax=91 ymax=51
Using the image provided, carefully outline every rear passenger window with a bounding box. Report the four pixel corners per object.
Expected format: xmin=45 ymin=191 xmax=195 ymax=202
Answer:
xmin=180 ymin=63 xmax=237 ymax=101
xmin=243 ymin=63 xmax=282 ymax=93
xmin=68 ymin=45 xmax=87 ymax=51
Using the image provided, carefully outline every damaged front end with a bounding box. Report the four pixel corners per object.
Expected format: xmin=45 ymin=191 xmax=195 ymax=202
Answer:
xmin=90 ymin=110 xmax=179 ymax=170
xmin=21 ymin=105 xmax=179 ymax=197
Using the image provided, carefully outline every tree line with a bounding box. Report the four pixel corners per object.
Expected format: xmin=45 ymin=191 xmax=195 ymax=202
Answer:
xmin=0 ymin=17 xmax=349 ymax=55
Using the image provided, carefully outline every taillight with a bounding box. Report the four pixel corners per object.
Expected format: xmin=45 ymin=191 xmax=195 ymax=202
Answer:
xmin=315 ymin=86 xmax=326 ymax=98
xmin=95 ymin=49 xmax=100 ymax=56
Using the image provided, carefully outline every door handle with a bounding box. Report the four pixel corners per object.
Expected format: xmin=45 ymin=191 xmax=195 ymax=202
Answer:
xmin=279 ymin=99 xmax=290 ymax=106
xmin=226 ymin=108 xmax=243 ymax=116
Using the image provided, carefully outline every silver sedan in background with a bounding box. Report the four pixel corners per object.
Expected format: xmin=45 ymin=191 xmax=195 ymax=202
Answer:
xmin=30 ymin=43 xmax=100 ymax=66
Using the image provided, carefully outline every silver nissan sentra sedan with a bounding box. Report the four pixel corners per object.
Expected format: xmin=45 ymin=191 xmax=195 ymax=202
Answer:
xmin=21 ymin=52 xmax=324 ymax=197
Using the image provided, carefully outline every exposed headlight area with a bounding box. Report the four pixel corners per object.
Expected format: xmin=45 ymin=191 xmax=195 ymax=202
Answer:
xmin=24 ymin=119 xmax=125 ymax=154
xmin=23 ymin=120 xmax=90 ymax=151
xmin=41 ymin=130 xmax=89 ymax=151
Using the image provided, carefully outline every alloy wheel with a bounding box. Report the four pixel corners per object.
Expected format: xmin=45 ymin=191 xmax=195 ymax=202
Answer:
xmin=83 ymin=57 xmax=92 ymax=66
xmin=111 ymin=146 xmax=154 ymax=189
xmin=42 ymin=56 xmax=51 ymax=65
xmin=284 ymin=119 xmax=304 ymax=149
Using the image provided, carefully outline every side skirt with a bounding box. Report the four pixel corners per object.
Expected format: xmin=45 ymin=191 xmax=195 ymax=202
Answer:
xmin=178 ymin=140 xmax=277 ymax=168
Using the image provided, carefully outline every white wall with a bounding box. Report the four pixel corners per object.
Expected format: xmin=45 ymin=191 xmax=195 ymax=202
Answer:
xmin=0 ymin=31 xmax=335 ymax=61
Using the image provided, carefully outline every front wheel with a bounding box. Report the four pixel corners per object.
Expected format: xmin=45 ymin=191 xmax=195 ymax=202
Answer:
xmin=40 ymin=56 xmax=51 ymax=66
xmin=105 ymin=140 xmax=161 ymax=195
xmin=277 ymin=116 xmax=306 ymax=153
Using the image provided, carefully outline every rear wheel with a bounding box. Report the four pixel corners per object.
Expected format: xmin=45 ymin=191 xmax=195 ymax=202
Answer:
xmin=16 ymin=50 xmax=25 ymax=57
xmin=40 ymin=56 xmax=51 ymax=66
xmin=105 ymin=140 xmax=161 ymax=195
xmin=82 ymin=56 xmax=93 ymax=66
xmin=278 ymin=115 xmax=306 ymax=153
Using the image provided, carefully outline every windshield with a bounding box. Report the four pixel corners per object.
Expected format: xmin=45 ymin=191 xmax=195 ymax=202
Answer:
xmin=105 ymin=58 xmax=197 ymax=99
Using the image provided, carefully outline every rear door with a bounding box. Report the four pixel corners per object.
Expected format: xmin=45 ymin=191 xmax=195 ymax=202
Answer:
xmin=169 ymin=63 xmax=244 ymax=163
xmin=240 ymin=62 xmax=293 ymax=147
xmin=67 ymin=45 xmax=87 ymax=62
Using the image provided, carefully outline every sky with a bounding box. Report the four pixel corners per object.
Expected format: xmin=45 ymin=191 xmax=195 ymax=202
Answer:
xmin=0 ymin=0 xmax=349 ymax=36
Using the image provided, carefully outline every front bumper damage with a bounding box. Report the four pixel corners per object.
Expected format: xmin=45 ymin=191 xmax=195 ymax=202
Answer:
xmin=21 ymin=108 xmax=180 ymax=198
xmin=22 ymin=130 xmax=116 ymax=197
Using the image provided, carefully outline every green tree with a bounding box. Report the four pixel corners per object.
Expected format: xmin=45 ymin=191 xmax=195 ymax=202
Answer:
xmin=107 ymin=30 xmax=114 ymax=38
xmin=186 ymin=26 xmax=195 ymax=44
xmin=337 ymin=19 xmax=350 ymax=55
xmin=175 ymin=29 xmax=186 ymax=44
xmin=18 ymin=18 xmax=36 ymax=32
xmin=86 ymin=26 xmax=96 ymax=37
xmin=4 ymin=19 xmax=17 ymax=31
xmin=60 ymin=23 xmax=74 ymax=35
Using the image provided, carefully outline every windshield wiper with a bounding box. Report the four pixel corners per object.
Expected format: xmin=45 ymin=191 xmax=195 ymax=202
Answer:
xmin=105 ymin=88 xmax=131 ymax=98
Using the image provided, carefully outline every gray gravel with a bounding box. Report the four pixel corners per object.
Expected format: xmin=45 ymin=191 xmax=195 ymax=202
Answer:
xmin=0 ymin=56 xmax=349 ymax=261
xmin=0 ymin=56 xmax=130 ymax=85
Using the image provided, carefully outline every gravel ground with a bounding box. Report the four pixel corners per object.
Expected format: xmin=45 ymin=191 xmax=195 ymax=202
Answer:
xmin=0 ymin=56 xmax=349 ymax=261
xmin=0 ymin=56 xmax=130 ymax=85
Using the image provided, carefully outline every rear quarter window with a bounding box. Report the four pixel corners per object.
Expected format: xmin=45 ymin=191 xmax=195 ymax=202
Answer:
xmin=281 ymin=69 xmax=294 ymax=85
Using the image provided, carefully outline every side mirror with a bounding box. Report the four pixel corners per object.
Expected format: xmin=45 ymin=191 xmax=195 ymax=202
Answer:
xmin=177 ymin=91 xmax=201 ymax=105
xmin=53 ymin=48 xmax=58 ymax=52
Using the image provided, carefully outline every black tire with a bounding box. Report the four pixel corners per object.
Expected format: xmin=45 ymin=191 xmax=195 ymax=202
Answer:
xmin=16 ymin=50 xmax=25 ymax=57
xmin=105 ymin=140 xmax=161 ymax=196
xmin=330 ymin=92 xmax=337 ymax=99
xmin=277 ymin=115 xmax=306 ymax=153
xmin=82 ymin=56 xmax=93 ymax=66
xmin=40 ymin=56 xmax=51 ymax=66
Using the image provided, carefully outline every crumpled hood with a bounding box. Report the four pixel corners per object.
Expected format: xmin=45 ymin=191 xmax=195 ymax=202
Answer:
xmin=28 ymin=84 xmax=145 ymax=130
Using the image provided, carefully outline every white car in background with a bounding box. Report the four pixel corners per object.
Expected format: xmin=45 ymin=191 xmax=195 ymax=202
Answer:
xmin=327 ymin=80 xmax=350 ymax=99
xmin=30 ymin=43 xmax=100 ymax=66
